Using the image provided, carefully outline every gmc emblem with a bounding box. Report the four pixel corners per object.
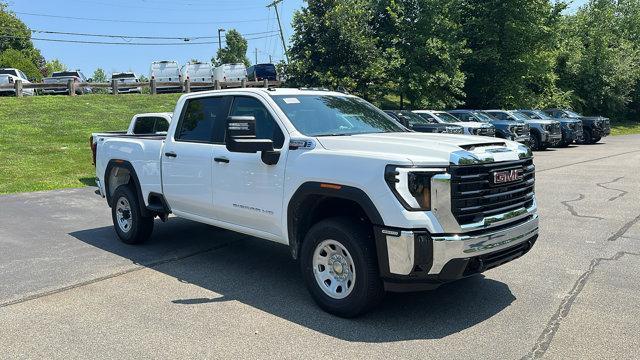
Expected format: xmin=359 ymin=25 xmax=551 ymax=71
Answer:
xmin=492 ymin=169 xmax=524 ymax=185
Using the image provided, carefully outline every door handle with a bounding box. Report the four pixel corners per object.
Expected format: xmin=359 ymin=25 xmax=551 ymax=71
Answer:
xmin=214 ymin=157 xmax=230 ymax=163
xmin=164 ymin=151 xmax=177 ymax=158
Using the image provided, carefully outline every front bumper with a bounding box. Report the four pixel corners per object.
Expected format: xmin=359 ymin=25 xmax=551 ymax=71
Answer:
xmin=542 ymin=132 xmax=562 ymax=146
xmin=592 ymin=126 xmax=611 ymax=137
xmin=376 ymin=215 xmax=538 ymax=292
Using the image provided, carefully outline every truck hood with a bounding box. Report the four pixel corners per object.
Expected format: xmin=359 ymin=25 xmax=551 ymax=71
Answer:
xmin=316 ymin=132 xmax=530 ymax=165
xmin=525 ymin=119 xmax=557 ymax=126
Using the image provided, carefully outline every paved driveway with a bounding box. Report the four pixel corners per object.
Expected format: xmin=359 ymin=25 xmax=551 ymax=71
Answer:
xmin=1 ymin=136 xmax=639 ymax=359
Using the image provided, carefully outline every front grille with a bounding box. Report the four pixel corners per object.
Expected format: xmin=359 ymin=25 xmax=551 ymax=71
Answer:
xmin=603 ymin=119 xmax=611 ymax=132
xmin=550 ymin=123 xmax=561 ymax=135
xmin=510 ymin=124 xmax=528 ymax=136
xmin=476 ymin=127 xmax=496 ymax=136
xmin=449 ymin=159 xmax=535 ymax=225
xmin=576 ymin=122 xmax=583 ymax=133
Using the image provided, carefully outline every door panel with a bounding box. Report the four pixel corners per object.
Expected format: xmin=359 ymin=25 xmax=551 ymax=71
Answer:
xmin=162 ymin=95 xmax=231 ymax=218
xmin=212 ymin=96 xmax=287 ymax=237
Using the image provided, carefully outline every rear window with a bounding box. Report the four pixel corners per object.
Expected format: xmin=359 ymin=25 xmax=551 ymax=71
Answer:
xmin=52 ymin=71 xmax=80 ymax=77
xmin=0 ymin=69 xmax=17 ymax=76
xmin=176 ymin=96 xmax=232 ymax=143
xmin=133 ymin=117 xmax=169 ymax=134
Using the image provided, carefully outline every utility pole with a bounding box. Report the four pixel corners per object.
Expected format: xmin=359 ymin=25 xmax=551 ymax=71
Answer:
xmin=217 ymin=28 xmax=225 ymax=53
xmin=266 ymin=0 xmax=289 ymax=63
xmin=255 ymin=48 xmax=259 ymax=65
xmin=269 ymin=55 xmax=272 ymax=63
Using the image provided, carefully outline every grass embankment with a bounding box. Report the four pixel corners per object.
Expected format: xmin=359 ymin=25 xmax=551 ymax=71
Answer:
xmin=0 ymin=93 xmax=639 ymax=194
xmin=0 ymin=94 xmax=180 ymax=194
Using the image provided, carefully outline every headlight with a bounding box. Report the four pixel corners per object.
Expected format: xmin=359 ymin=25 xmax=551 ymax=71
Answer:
xmin=543 ymin=124 xmax=551 ymax=131
xmin=384 ymin=166 xmax=446 ymax=211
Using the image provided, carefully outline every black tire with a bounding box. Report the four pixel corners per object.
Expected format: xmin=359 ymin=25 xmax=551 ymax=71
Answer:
xmin=592 ymin=136 xmax=602 ymax=143
xmin=300 ymin=217 xmax=384 ymax=318
xmin=559 ymin=140 xmax=571 ymax=148
xmin=530 ymin=133 xmax=542 ymax=151
xmin=111 ymin=185 xmax=154 ymax=244
xmin=582 ymin=128 xmax=594 ymax=144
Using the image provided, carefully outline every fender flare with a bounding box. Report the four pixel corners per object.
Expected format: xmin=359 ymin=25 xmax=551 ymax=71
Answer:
xmin=287 ymin=182 xmax=383 ymax=259
xmin=103 ymin=159 xmax=151 ymax=217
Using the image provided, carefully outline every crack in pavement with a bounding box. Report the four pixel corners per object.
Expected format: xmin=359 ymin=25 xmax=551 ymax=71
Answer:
xmin=0 ymin=241 xmax=236 ymax=309
xmin=596 ymin=177 xmax=628 ymax=202
xmin=606 ymin=213 xmax=640 ymax=242
xmin=561 ymin=194 xmax=604 ymax=220
xmin=522 ymin=214 xmax=640 ymax=359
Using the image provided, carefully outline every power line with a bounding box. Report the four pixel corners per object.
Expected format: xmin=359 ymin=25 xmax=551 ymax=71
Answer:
xmin=72 ymin=0 xmax=265 ymax=12
xmin=0 ymin=34 xmax=280 ymax=46
xmin=13 ymin=11 xmax=268 ymax=25
xmin=27 ymin=29 xmax=280 ymax=41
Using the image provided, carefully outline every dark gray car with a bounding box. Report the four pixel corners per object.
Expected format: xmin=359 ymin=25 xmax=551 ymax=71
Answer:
xmin=519 ymin=110 xmax=583 ymax=147
xmin=542 ymin=109 xmax=610 ymax=144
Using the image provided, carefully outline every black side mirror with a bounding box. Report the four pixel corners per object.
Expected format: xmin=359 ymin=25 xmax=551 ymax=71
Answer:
xmin=225 ymin=116 xmax=280 ymax=165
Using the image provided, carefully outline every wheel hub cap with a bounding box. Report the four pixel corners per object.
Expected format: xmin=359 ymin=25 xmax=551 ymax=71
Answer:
xmin=312 ymin=239 xmax=356 ymax=299
xmin=115 ymin=197 xmax=133 ymax=233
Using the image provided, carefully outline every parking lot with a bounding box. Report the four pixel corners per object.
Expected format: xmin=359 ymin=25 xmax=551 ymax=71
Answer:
xmin=1 ymin=135 xmax=639 ymax=359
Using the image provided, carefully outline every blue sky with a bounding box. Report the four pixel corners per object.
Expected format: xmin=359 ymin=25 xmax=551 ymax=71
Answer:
xmin=8 ymin=0 xmax=586 ymax=78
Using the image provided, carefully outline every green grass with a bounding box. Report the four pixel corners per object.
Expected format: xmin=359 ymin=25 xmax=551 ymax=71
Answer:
xmin=610 ymin=120 xmax=640 ymax=136
xmin=0 ymin=94 xmax=639 ymax=195
xmin=0 ymin=94 xmax=181 ymax=194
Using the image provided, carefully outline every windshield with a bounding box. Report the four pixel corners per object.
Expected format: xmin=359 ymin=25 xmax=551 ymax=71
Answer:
xmin=396 ymin=111 xmax=433 ymax=126
xmin=528 ymin=110 xmax=553 ymax=120
xmin=565 ymin=110 xmax=582 ymax=118
xmin=474 ymin=112 xmax=495 ymax=122
xmin=271 ymin=95 xmax=405 ymax=136
xmin=511 ymin=112 xmax=531 ymax=121
xmin=434 ymin=112 xmax=460 ymax=123
xmin=0 ymin=69 xmax=17 ymax=76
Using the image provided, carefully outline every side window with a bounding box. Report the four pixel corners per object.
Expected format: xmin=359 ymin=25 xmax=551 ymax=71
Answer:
xmin=229 ymin=96 xmax=285 ymax=149
xmin=176 ymin=96 xmax=232 ymax=143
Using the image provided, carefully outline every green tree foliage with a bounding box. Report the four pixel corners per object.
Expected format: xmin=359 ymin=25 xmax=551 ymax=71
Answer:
xmin=0 ymin=2 xmax=45 ymax=75
xmin=91 ymin=68 xmax=107 ymax=83
xmin=44 ymin=59 xmax=67 ymax=76
xmin=371 ymin=0 xmax=468 ymax=108
xmin=557 ymin=0 xmax=640 ymax=118
xmin=0 ymin=48 xmax=42 ymax=80
xmin=213 ymin=29 xmax=250 ymax=67
xmin=287 ymin=0 xmax=392 ymax=100
xmin=460 ymin=0 xmax=566 ymax=109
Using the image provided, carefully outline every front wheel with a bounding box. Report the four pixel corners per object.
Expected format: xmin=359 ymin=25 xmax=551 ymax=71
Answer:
xmin=300 ymin=217 xmax=384 ymax=317
xmin=530 ymin=133 xmax=542 ymax=151
xmin=111 ymin=185 xmax=154 ymax=244
xmin=582 ymin=128 xmax=594 ymax=144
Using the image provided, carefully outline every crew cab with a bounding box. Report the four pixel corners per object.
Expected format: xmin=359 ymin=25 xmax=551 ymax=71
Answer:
xmin=413 ymin=110 xmax=496 ymax=137
xmin=542 ymin=109 xmax=610 ymax=144
xmin=94 ymin=89 xmax=539 ymax=317
xmin=383 ymin=110 xmax=464 ymax=134
xmin=518 ymin=109 xmax=582 ymax=147
xmin=0 ymin=68 xmax=35 ymax=96
xmin=43 ymin=70 xmax=91 ymax=95
xmin=485 ymin=110 xmax=560 ymax=151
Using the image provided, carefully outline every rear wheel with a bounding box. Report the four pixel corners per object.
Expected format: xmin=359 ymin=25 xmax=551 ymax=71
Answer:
xmin=300 ymin=217 xmax=384 ymax=317
xmin=111 ymin=185 xmax=154 ymax=244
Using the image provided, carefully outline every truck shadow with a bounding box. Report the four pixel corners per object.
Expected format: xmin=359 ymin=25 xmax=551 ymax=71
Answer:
xmin=69 ymin=218 xmax=515 ymax=343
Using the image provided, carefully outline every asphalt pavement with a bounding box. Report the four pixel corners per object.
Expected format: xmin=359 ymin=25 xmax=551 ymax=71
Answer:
xmin=1 ymin=135 xmax=639 ymax=359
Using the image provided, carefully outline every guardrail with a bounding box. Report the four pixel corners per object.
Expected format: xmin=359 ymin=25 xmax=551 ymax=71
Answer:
xmin=0 ymin=78 xmax=281 ymax=97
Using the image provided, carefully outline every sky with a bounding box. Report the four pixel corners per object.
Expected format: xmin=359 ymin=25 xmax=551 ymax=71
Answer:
xmin=7 ymin=0 xmax=305 ymax=77
xmin=7 ymin=0 xmax=586 ymax=78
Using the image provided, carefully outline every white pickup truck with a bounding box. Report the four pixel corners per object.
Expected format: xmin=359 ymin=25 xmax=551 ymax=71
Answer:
xmin=94 ymin=88 xmax=539 ymax=317
xmin=0 ymin=68 xmax=35 ymax=96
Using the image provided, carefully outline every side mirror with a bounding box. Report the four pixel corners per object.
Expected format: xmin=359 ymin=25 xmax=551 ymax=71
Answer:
xmin=225 ymin=116 xmax=280 ymax=165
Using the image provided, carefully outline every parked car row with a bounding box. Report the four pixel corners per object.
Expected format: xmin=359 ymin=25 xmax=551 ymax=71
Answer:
xmin=383 ymin=108 xmax=610 ymax=150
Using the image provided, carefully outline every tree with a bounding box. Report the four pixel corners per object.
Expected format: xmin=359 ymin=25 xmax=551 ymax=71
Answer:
xmin=287 ymin=0 xmax=391 ymax=100
xmin=557 ymin=0 xmax=640 ymax=119
xmin=91 ymin=68 xmax=107 ymax=83
xmin=0 ymin=2 xmax=46 ymax=75
xmin=371 ymin=0 xmax=468 ymax=109
xmin=213 ymin=29 xmax=250 ymax=67
xmin=45 ymin=59 xmax=67 ymax=76
xmin=0 ymin=48 xmax=42 ymax=80
xmin=460 ymin=0 xmax=567 ymax=109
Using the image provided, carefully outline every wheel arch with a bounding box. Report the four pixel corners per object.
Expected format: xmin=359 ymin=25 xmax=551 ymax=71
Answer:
xmin=104 ymin=159 xmax=150 ymax=217
xmin=287 ymin=182 xmax=383 ymax=260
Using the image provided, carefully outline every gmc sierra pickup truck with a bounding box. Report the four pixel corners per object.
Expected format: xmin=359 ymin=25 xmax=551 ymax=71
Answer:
xmin=94 ymin=88 xmax=539 ymax=317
